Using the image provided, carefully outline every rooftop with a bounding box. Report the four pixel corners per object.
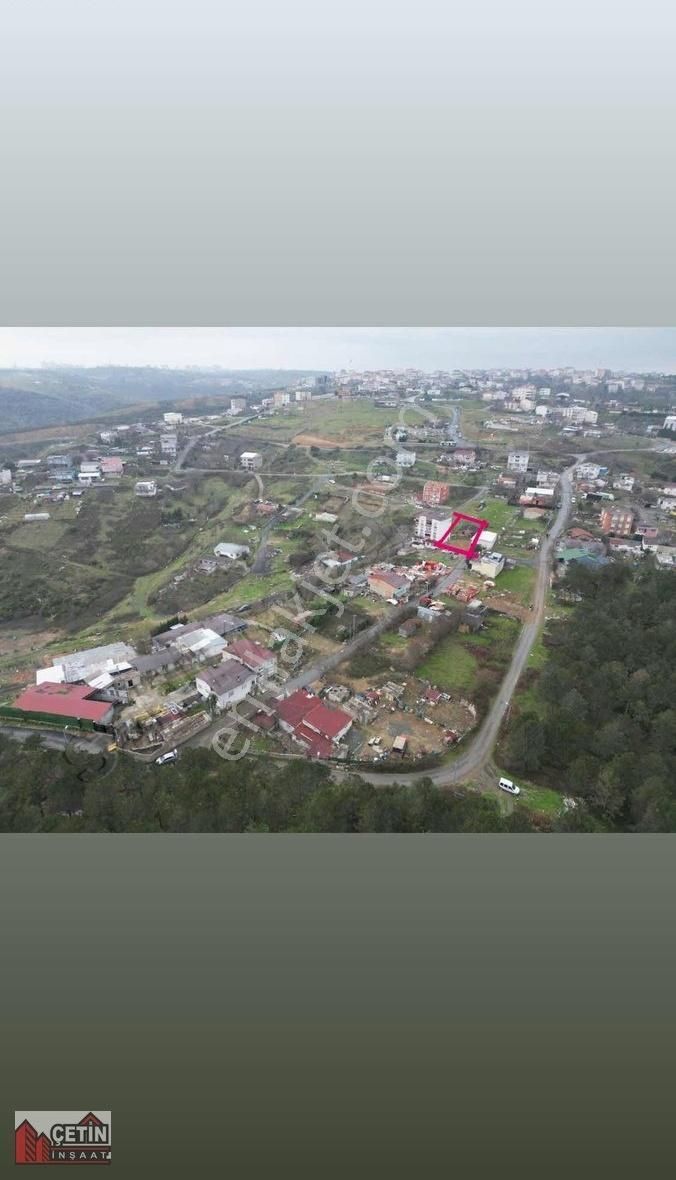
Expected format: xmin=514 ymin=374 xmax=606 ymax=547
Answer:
xmin=13 ymin=682 xmax=113 ymax=723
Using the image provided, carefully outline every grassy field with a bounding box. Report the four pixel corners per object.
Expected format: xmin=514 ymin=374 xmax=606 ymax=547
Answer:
xmin=495 ymin=564 xmax=536 ymax=604
xmin=418 ymin=641 xmax=478 ymax=693
xmin=417 ymin=613 xmax=519 ymax=697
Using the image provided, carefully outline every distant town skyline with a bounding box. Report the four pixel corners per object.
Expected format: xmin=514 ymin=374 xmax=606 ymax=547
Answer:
xmin=1 ymin=327 xmax=675 ymax=374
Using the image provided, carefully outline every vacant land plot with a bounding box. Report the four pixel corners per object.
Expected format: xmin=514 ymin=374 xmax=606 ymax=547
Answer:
xmin=417 ymin=613 xmax=520 ymax=701
xmin=492 ymin=564 xmax=536 ymax=604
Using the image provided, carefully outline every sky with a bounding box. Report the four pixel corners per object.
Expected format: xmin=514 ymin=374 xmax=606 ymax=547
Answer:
xmin=0 ymin=328 xmax=675 ymax=374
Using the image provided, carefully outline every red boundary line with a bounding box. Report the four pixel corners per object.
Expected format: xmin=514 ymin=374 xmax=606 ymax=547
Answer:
xmin=432 ymin=512 xmax=489 ymax=559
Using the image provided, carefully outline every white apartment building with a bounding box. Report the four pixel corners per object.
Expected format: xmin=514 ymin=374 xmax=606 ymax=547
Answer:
xmin=415 ymin=509 xmax=454 ymax=543
xmin=536 ymin=470 xmax=560 ymax=487
xmin=664 ymin=415 xmax=676 ymax=432
xmin=396 ymin=450 xmax=416 ymax=467
xmin=575 ymin=462 xmax=602 ymax=481
xmin=163 ymin=412 xmax=183 ymax=425
xmin=470 ymin=552 xmax=505 ymax=579
xmin=134 ymin=480 xmax=158 ymax=497
xmin=240 ymin=451 xmax=263 ymax=471
xmin=507 ymin=451 xmax=529 ymax=473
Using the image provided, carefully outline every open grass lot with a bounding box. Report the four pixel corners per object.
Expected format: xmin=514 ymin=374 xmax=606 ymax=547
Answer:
xmin=495 ymin=564 xmax=536 ymax=604
xmin=417 ymin=613 xmax=519 ymax=698
xmin=479 ymin=496 xmax=520 ymax=533
xmin=418 ymin=641 xmax=478 ymax=693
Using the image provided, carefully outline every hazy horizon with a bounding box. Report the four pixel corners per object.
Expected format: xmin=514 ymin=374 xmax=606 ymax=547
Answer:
xmin=1 ymin=328 xmax=676 ymax=375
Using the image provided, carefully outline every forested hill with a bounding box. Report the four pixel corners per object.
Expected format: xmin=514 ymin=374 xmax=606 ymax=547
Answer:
xmin=0 ymin=738 xmax=540 ymax=833
xmin=505 ymin=562 xmax=676 ymax=831
xmin=0 ymin=367 xmax=319 ymax=433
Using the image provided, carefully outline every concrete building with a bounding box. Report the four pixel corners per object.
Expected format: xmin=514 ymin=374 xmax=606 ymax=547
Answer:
xmin=226 ymin=638 xmax=277 ymax=681
xmin=1 ymin=468 xmax=13 ymax=484
xmin=367 ymin=570 xmax=410 ymax=599
xmin=135 ymin=480 xmax=158 ymax=496
xmin=230 ymin=398 xmax=247 ymax=413
xmin=507 ymin=451 xmax=529 ymax=473
xmin=163 ymin=412 xmax=183 ymax=425
xmin=160 ymin=434 xmax=178 ymax=456
xmin=395 ymin=450 xmax=416 ymax=467
xmin=240 ymin=451 xmax=263 ymax=471
xmin=196 ymin=658 xmax=256 ymax=710
xmin=663 ymin=415 xmax=676 ymax=431
xmin=470 ymin=552 xmax=505 ymax=578
xmin=415 ymin=509 xmax=454 ymax=543
xmin=536 ymin=469 xmax=560 ymax=487
xmin=600 ymin=507 xmax=635 ymax=536
xmin=213 ymin=542 xmax=250 ymax=559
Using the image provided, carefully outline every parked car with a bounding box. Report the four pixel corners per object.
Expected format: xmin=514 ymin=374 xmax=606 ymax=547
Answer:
xmin=498 ymin=776 xmax=520 ymax=796
xmin=156 ymin=749 xmax=178 ymax=766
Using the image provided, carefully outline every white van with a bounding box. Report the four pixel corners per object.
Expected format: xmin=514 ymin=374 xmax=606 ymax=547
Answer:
xmin=498 ymin=776 xmax=520 ymax=796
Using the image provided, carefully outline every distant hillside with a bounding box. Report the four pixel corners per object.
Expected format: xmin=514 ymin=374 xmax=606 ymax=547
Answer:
xmin=0 ymin=367 xmax=322 ymax=433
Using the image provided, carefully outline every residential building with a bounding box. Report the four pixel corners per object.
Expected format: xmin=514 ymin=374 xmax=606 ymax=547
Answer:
xmin=476 ymin=529 xmax=498 ymax=552
xmin=367 ymin=570 xmax=410 ymax=599
xmin=470 ymin=552 xmax=505 ymax=578
xmin=663 ymin=415 xmax=676 ymax=431
xmin=151 ymin=612 xmax=245 ymax=649
xmin=213 ymin=541 xmax=250 ymax=559
xmin=612 ymin=474 xmax=635 ymax=492
xmin=0 ymin=468 xmax=12 ymax=484
xmin=276 ymin=689 xmax=352 ymax=757
xmin=240 ymin=451 xmax=263 ymax=471
xmin=273 ymin=391 xmax=292 ymax=407
xmin=657 ymin=497 xmax=676 ymax=512
xmin=536 ymin=469 xmax=560 ymax=487
xmin=12 ymin=682 xmax=115 ymax=727
xmin=134 ymin=480 xmax=158 ymax=496
xmin=230 ymin=398 xmax=247 ymax=413
xmin=80 ymin=461 xmax=102 ymax=476
xmin=421 ymin=480 xmax=450 ymax=505
xmin=226 ymin=638 xmax=277 ymax=680
xmin=600 ymin=507 xmax=635 ymax=536
xmin=160 ymin=434 xmax=178 ymax=456
xmin=575 ymin=462 xmax=602 ymax=481
xmin=195 ymin=659 xmax=256 ymax=710
xmin=99 ymin=456 xmax=124 ymax=476
xmin=172 ymin=627 xmax=228 ymax=661
xmin=561 ymin=406 xmax=599 ymax=424
xmin=654 ymin=545 xmax=676 ymax=568
xmin=507 ymin=451 xmax=529 ymax=473
xmin=163 ymin=412 xmax=183 ymax=425
xmin=415 ymin=509 xmax=454 ymax=543
xmin=452 ymin=447 xmax=477 ymax=465
xmin=395 ymin=450 xmax=416 ymax=467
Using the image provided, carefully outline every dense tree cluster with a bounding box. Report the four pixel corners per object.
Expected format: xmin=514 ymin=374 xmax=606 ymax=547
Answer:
xmin=0 ymin=736 xmax=535 ymax=833
xmin=504 ymin=563 xmax=676 ymax=831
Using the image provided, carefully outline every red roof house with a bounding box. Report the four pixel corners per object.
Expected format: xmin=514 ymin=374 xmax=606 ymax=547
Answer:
xmin=226 ymin=637 xmax=277 ymax=676
xmin=13 ymin=682 xmax=114 ymax=724
xmin=275 ymin=690 xmax=352 ymax=754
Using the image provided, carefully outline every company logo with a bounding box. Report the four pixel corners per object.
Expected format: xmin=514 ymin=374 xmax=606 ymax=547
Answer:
xmin=14 ymin=1112 xmax=112 ymax=1165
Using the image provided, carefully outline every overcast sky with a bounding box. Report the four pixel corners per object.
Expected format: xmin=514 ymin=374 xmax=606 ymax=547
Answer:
xmin=1 ymin=328 xmax=675 ymax=373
